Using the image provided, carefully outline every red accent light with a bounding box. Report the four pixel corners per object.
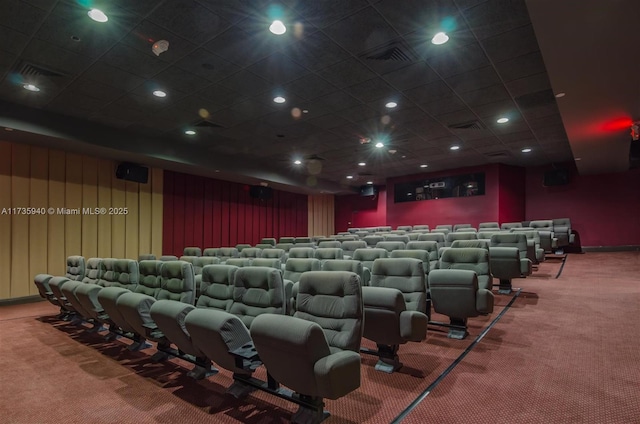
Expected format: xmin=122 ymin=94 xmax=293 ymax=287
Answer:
xmin=601 ymin=117 xmax=633 ymax=132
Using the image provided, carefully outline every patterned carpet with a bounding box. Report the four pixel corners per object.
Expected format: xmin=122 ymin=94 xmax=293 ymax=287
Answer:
xmin=1 ymin=253 xmax=636 ymax=423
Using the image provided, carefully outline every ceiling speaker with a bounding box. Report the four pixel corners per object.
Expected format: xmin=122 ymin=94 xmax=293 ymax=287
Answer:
xmin=250 ymin=185 xmax=273 ymax=200
xmin=115 ymin=163 xmax=148 ymax=184
xmin=543 ymin=168 xmax=570 ymax=187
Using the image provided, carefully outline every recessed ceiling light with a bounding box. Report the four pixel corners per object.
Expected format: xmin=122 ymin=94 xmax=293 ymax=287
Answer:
xmin=269 ymin=20 xmax=286 ymax=35
xmin=521 ymin=148 xmax=532 ymax=153
xmin=302 ymin=109 xmax=309 ymax=113
xmin=375 ymin=142 xmax=384 ymax=148
xmin=575 ymin=157 xmax=582 ymax=161
xmin=555 ymin=92 xmax=566 ymax=98
xmin=294 ymin=159 xmax=302 ymax=165
xmin=87 ymin=8 xmax=108 ymax=23
xmin=184 ymin=130 xmax=196 ymax=135
xmin=273 ymin=96 xmax=286 ymax=104
xmin=385 ymin=101 xmax=397 ymax=109
xmin=420 ymin=164 xmax=428 ymax=168
xmin=70 ymin=35 xmax=81 ymax=42
xmin=366 ymin=181 xmax=373 ymax=185
xmin=152 ymin=90 xmax=167 ymax=98
xmin=4 ymin=127 xmax=14 ymax=131
xmin=450 ymin=145 xmax=460 ymax=150
xmin=431 ymin=32 xmax=449 ymax=45
xmin=23 ymin=83 xmax=40 ymax=92
xmin=346 ymin=175 xmax=353 ymax=179
xmin=497 ymin=117 xmax=509 ymax=124
xmin=407 ymin=192 xmax=413 ymax=196
xmin=358 ymin=162 xmax=366 ymax=166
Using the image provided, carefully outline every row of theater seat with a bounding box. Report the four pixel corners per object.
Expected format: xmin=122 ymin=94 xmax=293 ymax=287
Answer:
xmin=34 ymin=238 xmax=527 ymax=422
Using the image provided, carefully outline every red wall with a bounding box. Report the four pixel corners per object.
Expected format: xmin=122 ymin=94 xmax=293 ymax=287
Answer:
xmin=526 ymin=166 xmax=640 ymax=247
xmin=498 ymin=165 xmax=526 ymax=224
xmin=163 ymin=171 xmax=308 ymax=256
xmin=386 ymin=164 xmax=504 ymax=228
xmin=334 ymin=189 xmax=387 ymax=232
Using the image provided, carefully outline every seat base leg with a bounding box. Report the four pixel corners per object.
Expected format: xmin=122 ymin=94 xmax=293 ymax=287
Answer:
xmin=150 ymin=350 xmax=171 ymax=362
xmin=86 ymin=321 xmax=104 ymax=333
xmin=187 ymin=362 xmax=218 ymax=380
xmin=374 ymin=344 xmax=402 ymax=373
xmin=291 ymin=396 xmax=329 ymax=424
xmin=104 ymin=332 xmax=119 ymax=342
xmin=498 ymin=279 xmax=512 ymax=295
xmin=448 ymin=318 xmax=469 ymax=340
xmin=227 ymin=378 xmax=257 ymax=399
xmin=128 ymin=336 xmax=151 ymax=351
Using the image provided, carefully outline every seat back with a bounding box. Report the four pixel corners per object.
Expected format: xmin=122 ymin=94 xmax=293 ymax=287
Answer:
xmin=418 ymin=233 xmax=446 ymax=249
xmin=490 ymin=233 xmax=528 ymax=258
xmin=179 ymin=255 xmax=197 ymax=264
xmin=157 ymin=260 xmax=195 ymax=304
xmin=428 ymin=269 xmax=492 ymax=318
xmin=477 ymin=231 xmax=502 ymax=241
xmin=261 ymin=248 xmax=285 ymax=259
xmin=183 ymin=247 xmax=202 ymax=257
xmin=314 ymin=247 xmax=344 ymax=262
xmin=396 ymin=225 xmax=412 ymax=231
xmin=446 ymin=231 xmax=477 ymax=247
xmin=235 ymin=243 xmax=252 ymax=252
xmin=352 ymin=248 xmax=388 ymax=270
xmin=451 ymin=239 xmax=490 ymax=251
xmin=479 ymin=222 xmax=500 ymax=229
xmin=197 ymin=264 xmax=238 ymax=311
xmin=376 ymin=241 xmax=406 ymax=253
xmin=384 ymin=234 xmax=410 ymax=243
xmin=216 ymin=247 xmax=239 ymax=261
xmin=407 ymin=240 xmax=439 ymax=271
xmin=224 ymin=258 xmax=251 ymax=267
xmin=261 ymin=237 xmax=277 ymax=246
xmin=240 ymin=247 xmax=262 ymax=259
xmin=230 ymin=266 xmax=285 ymax=328
xmin=501 ymin=222 xmax=522 ymax=230
xmin=275 ymin=242 xmax=294 ymax=252
xmin=435 ymin=224 xmax=453 ymax=231
xmin=363 ymin=235 xmax=384 ymax=247
xmin=413 ymin=225 xmax=429 ymax=231
xmin=138 ymin=254 xmax=156 ymax=261
xmin=318 ymin=240 xmax=341 ymax=249
xmin=82 ymin=258 xmax=102 ymax=284
xmin=321 ymin=259 xmax=364 ymax=281
xmin=295 ymin=237 xmax=312 ymax=244
xmin=341 ymin=240 xmax=367 ymax=257
xmin=295 ymin=271 xmax=363 ymax=352
xmin=284 ymin=258 xmax=321 ymax=283
xmin=203 ymin=248 xmax=219 ymax=257
xmin=453 ymin=224 xmax=472 ymax=231
xmin=251 ymin=258 xmax=282 ymax=269
xmin=390 ymin=250 xmax=430 ymax=273
xmin=159 ymin=255 xmax=179 ymax=261
xmin=439 ymin=248 xmax=491 ymax=287
xmin=530 ymin=220 xmax=554 ymax=231
xmin=370 ymin=258 xmax=426 ymax=314
xmin=288 ymin=247 xmax=315 ymax=259
xmin=279 ymin=237 xmax=295 ymax=244
xmin=66 ymin=256 xmax=86 ymax=281
xmin=135 ymin=260 xmax=162 ymax=297
xmin=430 ymin=228 xmax=450 ymax=236
xmin=192 ymin=256 xmax=221 ymax=274
xmin=354 ymin=230 xmax=370 ymax=238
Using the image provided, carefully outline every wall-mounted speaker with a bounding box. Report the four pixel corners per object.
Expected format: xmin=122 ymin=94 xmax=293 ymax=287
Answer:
xmin=543 ymin=168 xmax=570 ymax=187
xmin=250 ymin=185 xmax=273 ymax=200
xmin=116 ymin=162 xmax=149 ymax=184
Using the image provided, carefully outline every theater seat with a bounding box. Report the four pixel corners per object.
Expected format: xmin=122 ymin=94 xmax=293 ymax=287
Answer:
xmin=279 ymin=237 xmax=295 ymax=244
xmin=397 ymin=225 xmax=413 ymax=231
xmin=183 ymin=247 xmax=202 ymax=257
xmin=235 ymin=244 xmax=252 ymax=252
xmin=322 ymin=259 xmax=365 ymax=284
xmin=66 ymin=258 xmax=104 ymax=326
xmin=428 ymin=269 xmax=494 ymax=339
xmin=418 ymin=233 xmax=446 ymax=250
xmin=239 ymin=248 xmax=262 ymax=259
xmin=376 ymin=241 xmax=406 ymax=253
xmin=251 ymin=258 xmax=282 ymax=269
xmin=192 ymin=257 xmax=221 ymax=299
xmin=479 ymin=222 xmax=500 ymax=230
xmin=501 ymin=222 xmax=522 ymax=230
xmin=529 ymin=220 xmax=558 ymax=253
xmin=363 ymin=235 xmax=384 ymax=247
xmin=453 ymin=224 xmax=472 ymax=231
xmin=438 ymin=248 xmax=492 ymax=291
xmin=261 ymin=248 xmax=285 ymax=261
xmin=445 ymin=231 xmax=477 ymax=247
xmin=490 ymin=233 xmax=532 ymax=277
xmin=215 ymin=247 xmax=239 ymax=263
xmin=413 ymin=225 xmax=429 ymax=231
xmin=314 ymin=247 xmax=344 ymax=264
xmin=33 ymin=274 xmax=57 ymax=308
xmin=341 ymin=240 xmax=367 ymax=259
xmin=362 ymin=258 xmax=428 ymax=373
xmin=512 ymin=229 xmax=546 ymax=264
xmin=261 ymin=238 xmax=277 ymax=246
xmin=288 ymin=247 xmax=315 ymax=259
xmin=49 ymin=256 xmax=88 ymax=319
xmin=159 ymin=255 xmax=179 ymax=261
xmin=250 ymin=270 xmax=363 ymax=423
xmin=352 ymin=248 xmax=388 ymax=286
xmin=553 ymin=218 xmax=575 ymax=249
xmin=406 ymin=240 xmax=439 ymax=273
xmin=138 ymin=254 xmax=156 ymax=261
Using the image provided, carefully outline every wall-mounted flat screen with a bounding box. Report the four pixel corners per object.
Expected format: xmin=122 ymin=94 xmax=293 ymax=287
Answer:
xmin=394 ymin=172 xmax=485 ymax=203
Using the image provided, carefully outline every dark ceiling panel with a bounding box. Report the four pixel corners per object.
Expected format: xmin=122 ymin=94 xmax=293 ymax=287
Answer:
xmin=217 ymin=70 xmax=271 ymax=96
xmin=427 ymin=42 xmax=489 ymax=78
xmin=446 ymin=66 xmax=501 ymax=94
xmin=284 ymin=32 xmax=351 ymax=72
xmin=82 ymin=61 xmax=146 ymax=92
xmin=292 ymin=0 xmax=370 ymax=29
xmin=346 ymin=77 xmax=396 ymax=103
xmin=481 ymin=24 xmax=540 ymax=64
xmin=245 ymin=51 xmax=309 ymax=84
xmin=494 ymin=50 xmax=546 ymax=82
xmin=462 ymin=0 xmax=531 ymax=40
xmin=148 ymin=0 xmax=231 ymax=44
xmin=404 ymin=80 xmax=454 ymax=103
xmin=458 ymin=83 xmax=511 ymax=106
xmin=317 ymin=59 xmax=377 ymax=88
xmin=373 ymin=0 xmax=460 ymax=36
xmin=21 ymin=38 xmax=95 ymax=77
xmin=174 ymin=49 xmax=240 ymax=82
xmin=102 ymin=43 xmax=168 ymax=79
xmin=0 ymin=1 xmax=48 ymax=35
xmin=283 ymin=73 xmax=336 ymax=101
xmin=0 ymin=25 xmax=31 ymax=56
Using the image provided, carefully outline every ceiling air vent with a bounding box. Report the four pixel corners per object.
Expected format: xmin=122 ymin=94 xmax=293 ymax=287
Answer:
xmin=484 ymin=151 xmax=512 ymax=160
xmin=448 ymin=120 xmax=487 ymax=130
xmin=14 ymin=61 xmax=66 ymax=78
xmin=361 ymin=40 xmax=417 ymax=62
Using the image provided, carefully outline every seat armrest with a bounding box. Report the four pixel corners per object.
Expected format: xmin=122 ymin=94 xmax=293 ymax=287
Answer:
xmin=520 ymin=258 xmax=532 ymax=276
xmin=362 ymin=267 xmax=371 ymax=286
xmin=476 ymin=289 xmax=494 ymax=314
xmin=314 ymin=350 xmax=361 ymax=400
xmin=362 ymin=286 xmax=404 ymax=312
xmin=399 ymin=310 xmax=427 ymax=341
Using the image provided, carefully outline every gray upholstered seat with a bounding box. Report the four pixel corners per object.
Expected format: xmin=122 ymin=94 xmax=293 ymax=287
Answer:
xmin=149 ymin=264 xmax=238 ymax=379
xmin=45 ymin=276 xmax=73 ymax=316
xmin=477 ymin=231 xmax=503 ymax=241
xmin=288 ymin=247 xmax=315 ymax=259
xmin=512 ymin=229 xmax=545 ymax=264
xmin=235 ymin=244 xmax=252 ymax=252
xmin=183 ymin=247 xmax=202 ymax=257
xmin=192 ymin=257 xmax=221 ymax=299
xmin=428 ymin=269 xmax=494 ymax=339
xmin=283 ymin=258 xmax=322 ymax=285
xmin=239 ymin=247 xmax=262 ymax=259
xmin=438 ymin=247 xmax=492 ymax=291
xmin=314 ymin=247 xmax=344 ymax=263
xmin=406 ymin=240 xmax=439 ymax=273
xmin=260 ymin=237 xmax=277 ymax=246
xmin=397 ymin=225 xmax=413 ymax=231
xmin=489 ymin=233 xmax=532 ymax=294
xmin=251 ymin=258 xmax=282 ymax=269
xmin=445 ymin=231 xmax=477 ymax=247
xmin=384 ymin=234 xmax=410 ymax=243
xmin=116 ymin=261 xmax=194 ymax=353
xmin=363 ymin=235 xmax=384 ymax=247
xmin=479 ymin=222 xmax=500 ymax=230
xmin=159 ymin=255 xmax=179 ymax=261
xmin=529 ymin=220 xmax=558 ymax=252
xmin=435 ymin=224 xmax=452 ymax=232
xmin=375 ymin=241 xmax=406 ymax=253
xmin=553 ymin=218 xmax=574 ymax=248
xmin=418 ymin=233 xmax=446 ymax=250
xmin=362 ymin=257 xmax=428 ymax=373
xmin=279 ymin=237 xmax=295 ymax=244
xmin=352 ymin=248 xmax=388 ymax=286
xmin=203 ymin=248 xmax=219 ymax=257
xmin=450 ymin=239 xmax=490 ymax=251
xmin=341 ymin=240 xmax=367 ymax=259
xmin=321 ymin=259 xmax=365 ymax=284
xmin=390 ymin=249 xmax=430 ymax=274
xmin=33 ymin=274 xmax=57 ymax=308
xmin=221 ymin=258 xmax=251 ymax=267
xmin=138 ymin=254 xmax=156 ymax=261
xmin=179 ymin=255 xmax=198 ymax=264
xmin=453 ymin=224 xmax=473 ymax=232
xmin=318 ymin=240 xmax=341 ymax=249
xmin=215 ymin=247 xmax=239 ymax=262
xmin=68 ymin=258 xmax=104 ymax=324
xmin=413 ymin=225 xmax=429 ymax=231
xmin=501 ymin=222 xmax=522 ymax=230
xmin=295 ymin=237 xmax=312 ymax=244
xmin=250 ymin=270 xmax=363 ymax=423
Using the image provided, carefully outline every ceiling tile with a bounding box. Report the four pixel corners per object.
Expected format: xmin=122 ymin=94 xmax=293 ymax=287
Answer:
xmin=218 ymin=70 xmax=271 ymax=96
xmin=284 ymin=73 xmax=336 ymax=101
xmin=494 ymin=51 xmax=546 ymax=82
xmin=381 ymin=62 xmax=440 ymax=91
xmin=421 ymin=95 xmax=467 ymax=116
xmin=148 ymin=0 xmax=231 ymax=44
xmin=307 ymin=113 xmax=353 ymax=130
xmin=204 ymin=26 xmax=275 ymax=67
xmin=347 ymin=78 xmax=396 ymax=103
xmin=21 ymin=38 xmax=94 ymax=78
xmin=459 ymin=84 xmax=511 ymax=107
xmin=0 ymin=1 xmax=48 ymax=36
xmin=102 ymin=43 xmax=168 ymax=79
xmin=403 ymin=80 xmax=454 ymax=103
xmin=427 ymin=42 xmax=489 ymax=78
xmin=462 ymin=0 xmax=531 ymax=40
xmin=482 ymin=24 xmax=540 ymax=64
xmin=174 ymin=49 xmax=240 ymax=83
xmin=506 ymin=72 xmax=552 ymax=97
xmin=317 ymin=59 xmax=377 ymax=88
xmin=0 ymin=25 xmax=30 ymax=55
xmin=446 ymin=66 xmax=501 ymax=94
xmin=284 ymin=31 xmax=351 ymax=71
xmin=245 ymin=51 xmax=309 ymax=84
xmin=292 ymin=0 xmax=370 ymax=29
xmin=151 ymin=67 xmax=212 ymax=94
xmin=66 ymin=78 xmax=127 ymax=103
xmin=83 ymin=61 xmax=146 ymax=92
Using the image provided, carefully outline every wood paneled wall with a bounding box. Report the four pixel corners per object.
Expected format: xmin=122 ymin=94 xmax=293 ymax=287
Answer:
xmin=308 ymin=194 xmax=335 ymax=237
xmin=0 ymin=141 xmax=163 ymax=300
xmin=163 ymin=171 xmax=308 ymax=256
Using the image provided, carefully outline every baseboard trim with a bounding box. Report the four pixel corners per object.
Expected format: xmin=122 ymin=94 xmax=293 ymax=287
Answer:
xmin=582 ymin=245 xmax=640 ymax=252
xmin=0 ymin=295 xmax=45 ymax=307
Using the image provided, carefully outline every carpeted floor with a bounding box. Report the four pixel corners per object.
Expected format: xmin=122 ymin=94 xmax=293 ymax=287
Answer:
xmin=1 ymin=253 xmax=637 ymax=423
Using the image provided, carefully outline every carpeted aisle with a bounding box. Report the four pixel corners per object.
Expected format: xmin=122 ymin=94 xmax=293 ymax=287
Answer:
xmin=1 ymin=253 xmax=636 ymax=423
xmin=401 ymin=252 xmax=640 ymax=423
